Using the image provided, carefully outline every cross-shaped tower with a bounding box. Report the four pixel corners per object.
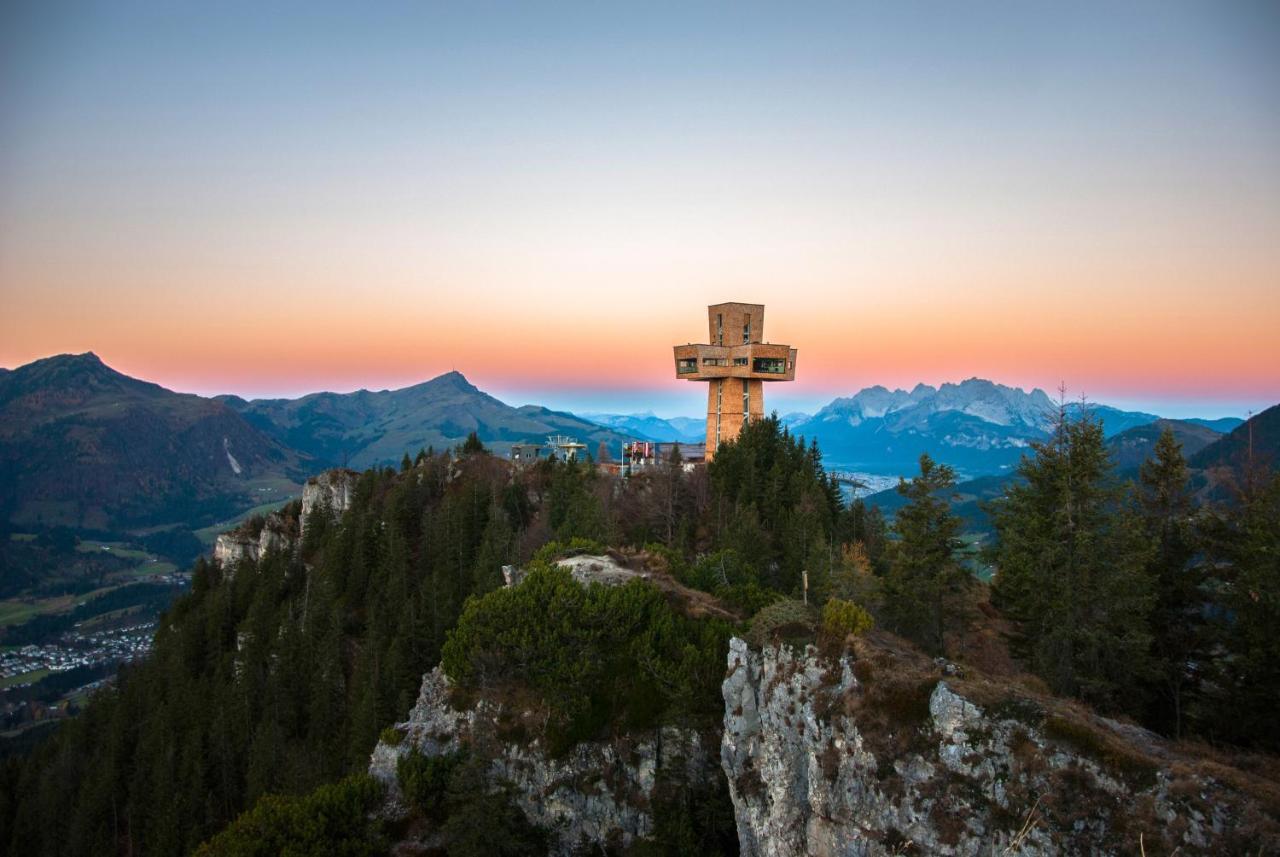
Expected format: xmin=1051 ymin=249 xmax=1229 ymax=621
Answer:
xmin=673 ymin=302 xmax=797 ymax=460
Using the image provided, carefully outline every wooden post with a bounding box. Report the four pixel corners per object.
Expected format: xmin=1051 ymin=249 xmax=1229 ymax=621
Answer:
xmin=802 ymin=570 xmax=809 ymax=606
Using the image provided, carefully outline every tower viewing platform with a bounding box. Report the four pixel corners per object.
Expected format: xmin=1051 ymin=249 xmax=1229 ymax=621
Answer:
xmin=673 ymin=302 xmax=797 ymax=460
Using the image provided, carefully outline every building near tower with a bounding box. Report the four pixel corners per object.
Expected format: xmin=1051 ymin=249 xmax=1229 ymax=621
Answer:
xmin=673 ymin=302 xmax=797 ymax=460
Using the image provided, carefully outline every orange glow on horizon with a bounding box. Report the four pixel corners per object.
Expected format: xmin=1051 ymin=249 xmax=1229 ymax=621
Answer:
xmin=2 ymin=3 xmax=1277 ymax=415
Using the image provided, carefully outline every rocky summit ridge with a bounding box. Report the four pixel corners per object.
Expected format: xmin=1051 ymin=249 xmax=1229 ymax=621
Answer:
xmin=720 ymin=638 xmax=1277 ymax=855
xmin=364 ymin=555 xmax=1280 ymax=855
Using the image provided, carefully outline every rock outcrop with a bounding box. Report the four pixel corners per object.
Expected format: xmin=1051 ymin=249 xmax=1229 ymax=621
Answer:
xmin=300 ymin=468 xmax=358 ymax=534
xmin=212 ymin=508 xmax=299 ymax=572
xmin=368 ymin=667 xmax=712 ymax=855
xmin=721 ymin=636 xmax=1280 ymax=856
xmin=501 ymin=550 xmax=741 ymax=622
xmin=502 ymin=553 xmax=652 ymax=589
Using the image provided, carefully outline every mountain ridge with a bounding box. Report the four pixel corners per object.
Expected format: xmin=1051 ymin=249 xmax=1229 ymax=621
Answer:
xmin=792 ymin=378 xmax=1244 ymax=478
xmin=221 ymin=370 xmax=635 ymax=468
xmin=0 ymin=353 xmax=307 ymax=530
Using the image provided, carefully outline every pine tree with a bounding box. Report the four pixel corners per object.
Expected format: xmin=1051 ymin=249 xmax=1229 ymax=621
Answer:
xmin=830 ymin=541 xmax=879 ymax=607
xmin=461 ymin=432 xmax=487 ymax=455
xmin=991 ymin=405 xmax=1154 ymax=711
xmin=472 ymin=505 xmax=514 ymax=595
xmin=881 ymin=454 xmax=965 ymax=654
xmin=1136 ymin=426 xmax=1204 ymax=738
xmin=1199 ymin=471 xmax=1280 ymax=749
xmin=840 ymin=499 xmax=890 ymax=575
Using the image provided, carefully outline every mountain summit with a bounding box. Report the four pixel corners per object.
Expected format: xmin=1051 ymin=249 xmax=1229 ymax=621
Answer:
xmin=794 ymin=378 xmax=1157 ymax=476
xmin=0 ymin=352 xmax=166 ymax=407
xmin=220 ymin=370 xmax=632 ymax=469
xmin=812 ymin=378 xmax=1055 ymax=431
xmin=0 ymin=353 xmax=305 ymax=530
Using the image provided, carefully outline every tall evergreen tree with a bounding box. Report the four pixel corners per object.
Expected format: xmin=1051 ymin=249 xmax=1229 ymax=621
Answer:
xmin=1199 ymin=471 xmax=1280 ymax=750
xmin=991 ymin=406 xmax=1154 ymax=711
xmin=1136 ymin=426 xmax=1204 ymax=738
xmin=881 ymin=454 xmax=965 ymax=653
xmin=461 ymin=431 xmax=487 ymax=455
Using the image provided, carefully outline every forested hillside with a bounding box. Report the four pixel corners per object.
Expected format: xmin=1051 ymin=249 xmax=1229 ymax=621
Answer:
xmin=2 ymin=413 xmax=1277 ymax=855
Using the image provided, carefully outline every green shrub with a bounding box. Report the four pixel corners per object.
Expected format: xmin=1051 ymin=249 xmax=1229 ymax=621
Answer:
xmin=531 ymin=537 xmax=606 ymax=565
xmin=440 ymin=756 xmax=549 ymax=856
xmin=719 ymin=581 xmax=780 ymax=616
xmin=194 ymin=775 xmax=385 ymax=857
xmin=746 ymin=599 xmax=817 ymax=648
xmin=397 ymin=748 xmax=464 ymax=820
xmin=378 ymin=726 xmax=405 ymax=746
xmin=666 ymin=549 xmax=778 ymax=616
xmin=821 ymin=598 xmax=874 ymax=641
xmin=441 ymin=566 xmax=731 ymax=751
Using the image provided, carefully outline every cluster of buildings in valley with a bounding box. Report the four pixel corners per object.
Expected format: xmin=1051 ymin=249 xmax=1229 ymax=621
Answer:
xmin=0 ymin=623 xmax=156 ymax=688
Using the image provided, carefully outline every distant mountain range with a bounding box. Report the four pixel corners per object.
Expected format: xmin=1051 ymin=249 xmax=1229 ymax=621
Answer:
xmin=0 ymin=355 xmax=642 ymax=537
xmin=0 ymin=355 xmax=1259 ymax=543
xmin=863 ymin=407 xmax=1277 ymax=532
xmin=585 ymin=381 xmax=1249 ymax=479
xmin=786 ymin=378 xmax=1243 ymax=478
xmin=0 ymin=353 xmax=307 ymax=531
xmin=220 ymin=371 xmax=633 ymax=469
xmin=579 ymin=412 xmax=706 ymax=445
xmin=1107 ymin=418 xmax=1223 ymax=471
xmin=1187 ymin=404 xmax=1280 ymax=483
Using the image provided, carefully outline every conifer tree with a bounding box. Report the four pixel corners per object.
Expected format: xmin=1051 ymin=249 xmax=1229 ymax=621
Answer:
xmin=840 ymin=499 xmax=890 ymax=575
xmin=991 ymin=406 xmax=1154 ymax=711
xmin=461 ymin=431 xmax=486 ymax=455
xmin=1199 ymin=471 xmax=1280 ymax=749
xmin=1136 ymin=426 xmax=1204 ymax=738
xmin=881 ymin=454 xmax=965 ymax=654
xmin=472 ymin=505 xmax=514 ymax=595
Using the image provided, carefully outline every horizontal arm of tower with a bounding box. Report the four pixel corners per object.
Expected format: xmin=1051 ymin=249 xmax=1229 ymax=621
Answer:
xmin=673 ymin=343 xmax=797 ymax=382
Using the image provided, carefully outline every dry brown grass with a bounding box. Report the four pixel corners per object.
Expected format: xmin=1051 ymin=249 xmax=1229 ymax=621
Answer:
xmin=605 ymin=547 xmax=745 ymax=623
xmin=946 ymin=586 xmax=1020 ymax=678
xmin=841 ymin=622 xmax=1280 ymax=852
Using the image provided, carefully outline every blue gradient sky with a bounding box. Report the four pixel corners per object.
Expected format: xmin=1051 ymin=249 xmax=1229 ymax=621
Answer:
xmin=2 ymin=2 xmax=1277 ymax=419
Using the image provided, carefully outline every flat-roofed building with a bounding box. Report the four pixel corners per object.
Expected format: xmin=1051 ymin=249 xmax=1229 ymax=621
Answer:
xmin=673 ymin=302 xmax=796 ymax=460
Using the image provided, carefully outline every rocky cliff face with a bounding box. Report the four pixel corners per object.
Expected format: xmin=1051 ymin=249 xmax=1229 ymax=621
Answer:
xmin=363 ymin=626 xmax=1279 ymax=855
xmin=212 ymin=508 xmax=298 ymax=572
xmin=720 ymin=637 xmax=1279 ymax=856
xmin=368 ymin=666 xmax=712 ymax=855
xmin=214 ymin=466 xmax=352 ymax=568
xmin=300 ymin=468 xmax=358 ymax=534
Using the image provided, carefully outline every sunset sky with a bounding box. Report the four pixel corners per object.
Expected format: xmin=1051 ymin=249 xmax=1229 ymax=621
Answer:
xmin=2 ymin=2 xmax=1277 ymax=419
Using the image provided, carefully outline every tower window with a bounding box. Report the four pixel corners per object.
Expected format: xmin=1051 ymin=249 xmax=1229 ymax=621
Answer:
xmin=716 ymin=313 xmax=723 ymax=345
xmin=743 ymin=315 xmax=751 ymax=343
xmin=753 ymin=357 xmax=786 ymax=374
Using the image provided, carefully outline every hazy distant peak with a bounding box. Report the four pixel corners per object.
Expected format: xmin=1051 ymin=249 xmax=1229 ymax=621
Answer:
xmin=32 ymin=351 xmax=107 ymax=370
xmin=928 ymin=378 xmax=1055 ymax=428
xmin=394 ymin=370 xmax=480 ymax=398
xmin=813 ymin=377 xmax=1060 ymax=430
xmin=430 ymin=370 xmax=477 ymax=390
xmin=817 ymin=384 xmax=929 ymax=423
